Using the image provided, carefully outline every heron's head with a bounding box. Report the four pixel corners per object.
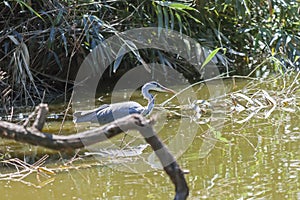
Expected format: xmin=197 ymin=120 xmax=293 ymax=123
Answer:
xmin=142 ymin=81 xmax=175 ymax=94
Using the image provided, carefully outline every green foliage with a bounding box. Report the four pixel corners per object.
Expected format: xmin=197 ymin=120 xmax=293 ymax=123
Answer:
xmin=202 ymin=0 xmax=300 ymax=70
xmin=201 ymin=47 xmax=224 ymax=69
xmin=0 ymin=0 xmax=117 ymax=107
xmin=0 ymin=0 xmax=299 ymax=109
xmin=151 ymin=0 xmax=299 ymax=72
xmin=153 ymin=0 xmax=202 ymax=35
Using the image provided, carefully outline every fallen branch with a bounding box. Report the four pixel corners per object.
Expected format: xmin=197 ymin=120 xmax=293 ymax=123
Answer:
xmin=0 ymin=104 xmax=189 ymax=200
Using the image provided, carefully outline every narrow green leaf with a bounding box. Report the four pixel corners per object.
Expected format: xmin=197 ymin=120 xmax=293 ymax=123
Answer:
xmin=20 ymin=42 xmax=29 ymax=67
xmin=4 ymin=1 xmax=12 ymax=9
xmin=169 ymin=3 xmax=199 ymax=12
xmin=59 ymin=29 xmax=68 ymax=56
xmin=49 ymin=27 xmax=56 ymax=44
xmin=170 ymin=8 xmax=175 ymax=30
xmin=156 ymin=5 xmax=163 ymax=35
xmin=285 ymin=35 xmax=292 ymax=46
xmin=163 ymin=6 xmax=169 ymax=32
xmin=113 ymin=40 xmax=150 ymax=73
xmin=18 ymin=1 xmax=45 ymax=21
xmin=184 ymin=38 xmax=191 ymax=59
xmin=52 ymin=52 xmax=62 ymax=70
xmin=54 ymin=9 xmax=64 ymax=25
xmin=8 ymin=35 xmax=20 ymax=45
xmin=175 ymin=12 xmax=182 ymax=35
xmin=201 ymin=48 xmax=222 ymax=69
xmin=113 ymin=44 xmax=127 ymax=73
xmin=179 ymin=9 xmax=201 ymax=24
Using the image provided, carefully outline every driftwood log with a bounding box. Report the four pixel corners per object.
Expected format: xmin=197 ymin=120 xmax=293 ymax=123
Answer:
xmin=0 ymin=104 xmax=189 ymax=200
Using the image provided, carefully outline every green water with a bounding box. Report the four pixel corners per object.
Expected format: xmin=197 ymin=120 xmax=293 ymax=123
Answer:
xmin=0 ymin=77 xmax=300 ymax=199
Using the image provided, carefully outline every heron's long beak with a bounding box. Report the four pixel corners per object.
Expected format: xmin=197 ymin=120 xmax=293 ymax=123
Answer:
xmin=160 ymin=86 xmax=176 ymax=94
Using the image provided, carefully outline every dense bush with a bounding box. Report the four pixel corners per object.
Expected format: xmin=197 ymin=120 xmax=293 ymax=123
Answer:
xmin=0 ymin=0 xmax=299 ymax=109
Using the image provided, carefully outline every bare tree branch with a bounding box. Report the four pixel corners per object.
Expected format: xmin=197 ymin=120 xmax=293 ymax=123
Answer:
xmin=0 ymin=104 xmax=189 ymax=200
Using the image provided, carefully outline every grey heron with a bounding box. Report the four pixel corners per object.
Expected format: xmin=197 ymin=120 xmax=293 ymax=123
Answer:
xmin=73 ymin=81 xmax=175 ymax=124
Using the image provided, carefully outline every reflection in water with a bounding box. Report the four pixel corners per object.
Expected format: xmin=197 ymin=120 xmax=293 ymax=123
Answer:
xmin=0 ymin=77 xmax=300 ymax=199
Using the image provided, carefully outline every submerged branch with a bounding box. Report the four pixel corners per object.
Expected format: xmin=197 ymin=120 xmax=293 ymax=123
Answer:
xmin=0 ymin=104 xmax=189 ymax=200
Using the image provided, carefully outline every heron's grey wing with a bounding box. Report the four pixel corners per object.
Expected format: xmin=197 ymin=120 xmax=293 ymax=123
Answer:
xmin=111 ymin=101 xmax=144 ymax=115
xmin=96 ymin=101 xmax=144 ymax=124
xmin=73 ymin=104 xmax=110 ymax=123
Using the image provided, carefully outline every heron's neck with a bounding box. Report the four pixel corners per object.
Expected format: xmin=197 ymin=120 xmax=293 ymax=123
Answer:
xmin=142 ymin=89 xmax=155 ymax=116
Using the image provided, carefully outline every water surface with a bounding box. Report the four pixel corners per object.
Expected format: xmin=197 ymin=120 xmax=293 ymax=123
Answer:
xmin=0 ymin=77 xmax=299 ymax=199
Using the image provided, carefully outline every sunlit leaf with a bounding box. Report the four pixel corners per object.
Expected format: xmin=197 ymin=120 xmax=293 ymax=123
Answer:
xmin=183 ymin=38 xmax=191 ymax=59
xmin=8 ymin=35 xmax=20 ymax=45
xmin=59 ymin=29 xmax=68 ymax=56
xmin=195 ymin=43 xmax=203 ymax=66
xmin=17 ymin=0 xmax=45 ymax=21
xmin=285 ymin=35 xmax=292 ymax=46
xmin=178 ymin=9 xmax=201 ymax=23
xmin=175 ymin=12 xmax=182 ymax=35
xmin=294 ymin=56 xmax=299 ymax=63
xmin=228 ymin=48 xmax=245 ymax=56
xmin=270 ymin=32 xmax=280 ymax=46
xmin=20 ymin=42 xmax=30 ymax=67
xmin=241 ymin=0 xmax=251 ymax=16
xmin=4 ymin=1 xmax=11 ymax=9
xmin=169 ymin=3 xmax=199 ymax=12
xmin=157 ymin=51 xmax=173 ymax=69
xmin=201 ymin=47 xmax=222 ymax=69
xmin=275 ymin=37 xmax=283 ymax=51
xmin=169 ymin=8 xmax=175 ymax=30
xmin=3 ymin=42 xmax=9 ymax=54
xmin=20 ymin=42 xmax=41 ymax=98
xmin=113 ymin=44 xmax=127 ymax=73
